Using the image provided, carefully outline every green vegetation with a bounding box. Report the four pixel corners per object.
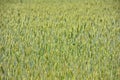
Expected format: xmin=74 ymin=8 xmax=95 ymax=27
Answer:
xmin=0 ymin=0 xmax=120 ymax=80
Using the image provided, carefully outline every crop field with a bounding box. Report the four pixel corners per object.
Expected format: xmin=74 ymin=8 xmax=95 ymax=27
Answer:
xmin=0 ymin=0 xmax=120 ymax=80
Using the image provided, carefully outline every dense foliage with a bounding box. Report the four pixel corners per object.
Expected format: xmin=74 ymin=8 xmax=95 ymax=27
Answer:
xmin=0 ymin=0 xmax=120 ymax=80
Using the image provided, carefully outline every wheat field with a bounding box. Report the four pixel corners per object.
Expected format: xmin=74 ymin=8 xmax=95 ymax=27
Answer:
xmin=0 ymin=0 xmax=120 ymax=80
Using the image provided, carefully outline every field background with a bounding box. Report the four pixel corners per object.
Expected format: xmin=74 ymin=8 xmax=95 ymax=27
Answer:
xmin=0 ymin=0 xmax=120 ymax=80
